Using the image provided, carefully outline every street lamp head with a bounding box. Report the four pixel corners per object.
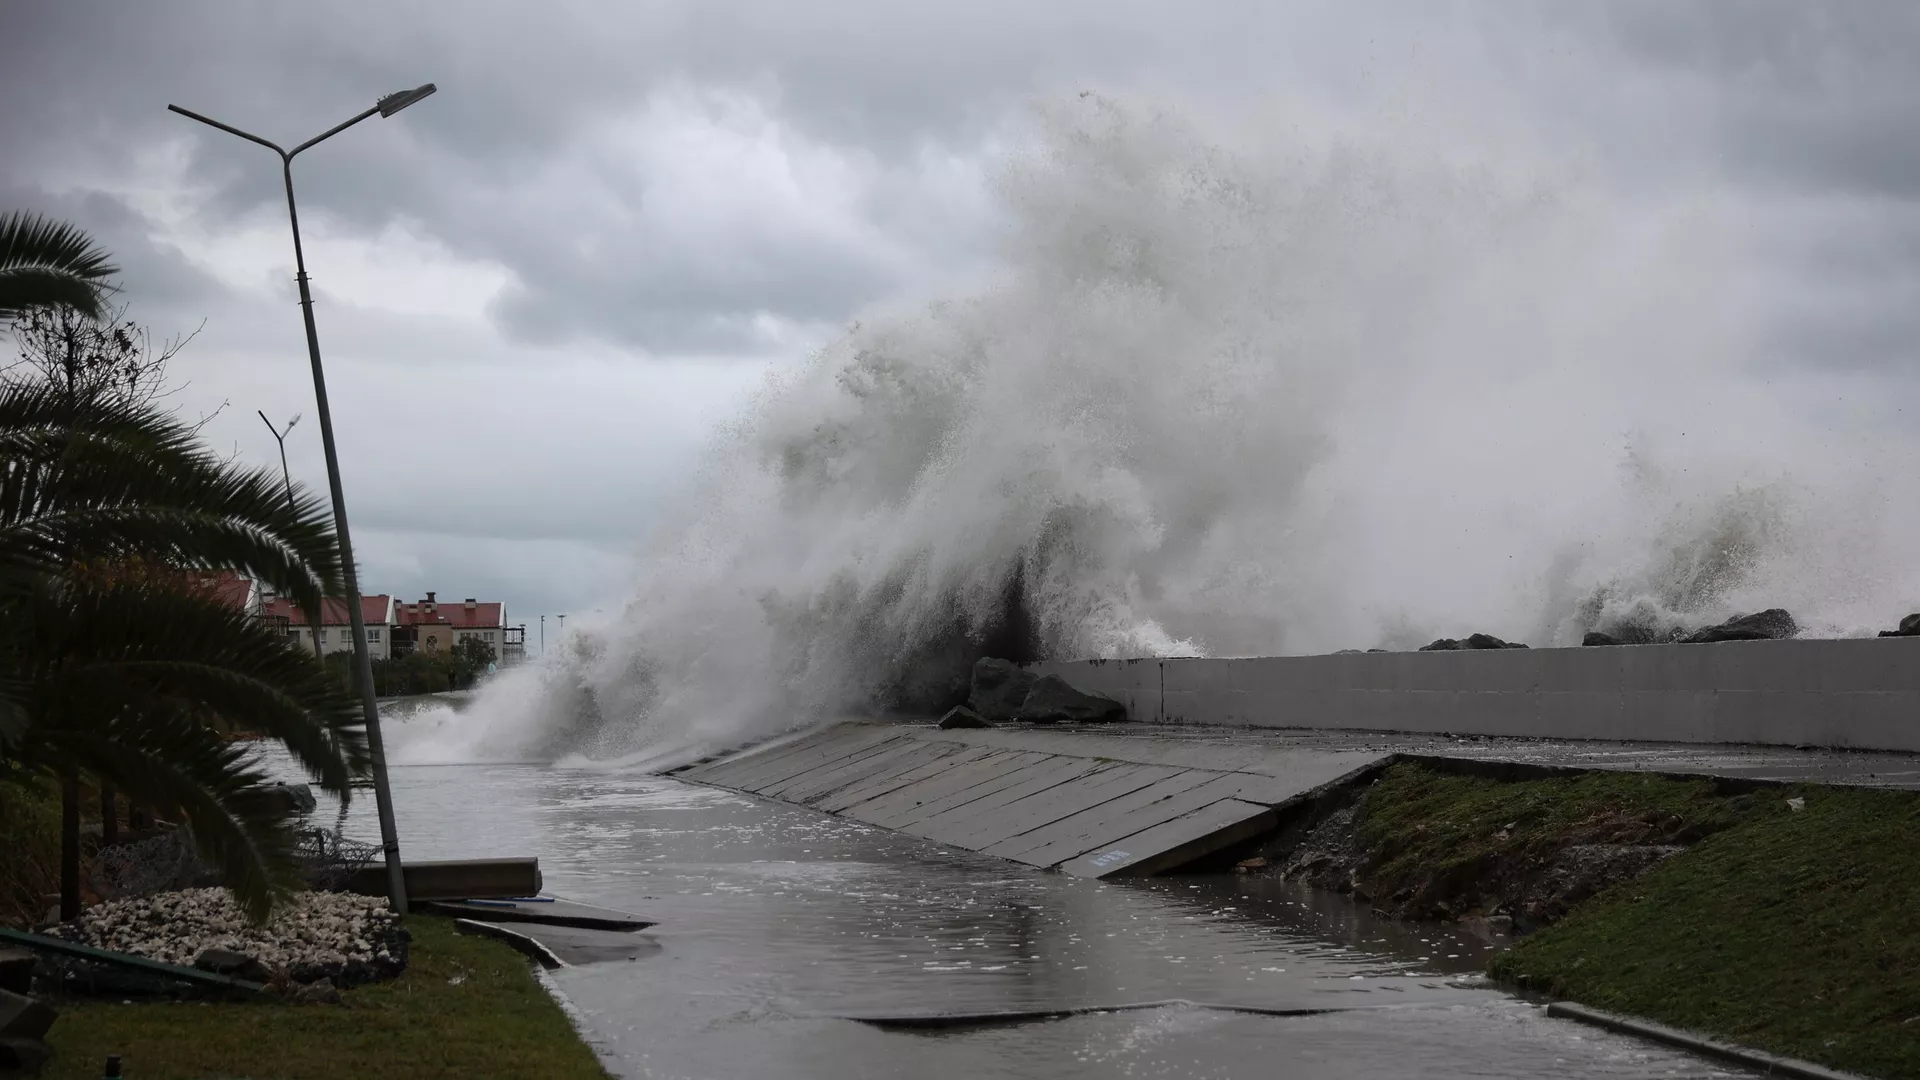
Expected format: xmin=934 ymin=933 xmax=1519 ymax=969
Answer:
xmin=376 ymin=83 xmax=437 ymax=118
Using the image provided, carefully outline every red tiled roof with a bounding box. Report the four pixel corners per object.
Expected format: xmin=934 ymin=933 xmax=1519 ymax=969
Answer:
xmin=395 ymin=598 xmax=503 ymax=629
xmin=262 ymin=594 xmax=392 ymax=626
xmin=179 ymin=570 xmax=255 ymax=613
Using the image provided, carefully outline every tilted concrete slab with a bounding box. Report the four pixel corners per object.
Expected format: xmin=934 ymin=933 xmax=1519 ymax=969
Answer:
xmin=812 ymin=743 xmax=998 ymax=813
xmin=842 ymin=749 xmax=1054 ymax=826
xmin=981 ymin=769 xmax=1234 ymax=865
xmin=760 ymin=737 xmax=924 ymax=802
xmin=708 ymin=728 xmax=899 ymax=792
xmin=750 ymin=735 xmax=915 ymax=798
xmin=899 ymin=757 xmax=1109 ymax=842
xmin=1058 ymin=799 xmax=1279 ymax=878
xmin=921 ymin=763 xmax=1186 ymax=850
xmin=675 ymin=721 xmax=1388 ymax=880
xmin=875 ymin=753 xmax=1090 ymax=829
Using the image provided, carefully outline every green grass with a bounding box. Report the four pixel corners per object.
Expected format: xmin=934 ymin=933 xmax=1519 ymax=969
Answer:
xmin=1350 ymin=761 xmax=1764 ymax=918
xmin=43 ymin=916 xmax=609 ymax=1080
xmin=1485 ymin=780 xmax=1920 ymax=1079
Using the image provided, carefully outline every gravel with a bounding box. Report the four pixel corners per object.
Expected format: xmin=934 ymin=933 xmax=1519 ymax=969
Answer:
xmin=51 ymin=888 xmax=410 ymax=986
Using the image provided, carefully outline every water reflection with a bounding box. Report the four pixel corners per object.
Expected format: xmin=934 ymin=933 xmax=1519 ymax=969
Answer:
xmin=331 ymin=763 xmax=1756 ymax=1079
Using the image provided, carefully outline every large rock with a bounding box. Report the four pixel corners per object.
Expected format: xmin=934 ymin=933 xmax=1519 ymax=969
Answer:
xmin=1016 ymin=674 xmax=1127 ymax=724
xmin=1581 ymin=631 xmax=1624 ymax=647
xmin=937 ymin=705 xmax=991 ymax=730
xmin=1419 ymin=633 xmax=1529 ymax=652
xmin=1681 ymin=608 xmax=1797 ymax=644
xmin=1878 ymin=613 xmax=1920 ymax=638
xmin=194 ymin=947 xmax=272 ymax=984
xmin=967 ymin=657 xmax=1037 ymax=722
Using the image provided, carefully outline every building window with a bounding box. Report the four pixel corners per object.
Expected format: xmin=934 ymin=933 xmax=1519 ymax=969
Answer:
xmin=367 ymin=629 xmax=381 ymax=642
xmin=318 ymin=629 xmax=328 ymax=645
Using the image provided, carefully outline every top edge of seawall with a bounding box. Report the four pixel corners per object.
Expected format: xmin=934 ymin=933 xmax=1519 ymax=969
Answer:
xmin=1019 ymin=639 xmax=1920 ymax=753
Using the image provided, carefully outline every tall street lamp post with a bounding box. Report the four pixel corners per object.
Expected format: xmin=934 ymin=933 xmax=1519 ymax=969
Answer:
xmin=168 ymin=84 xmax=438 ymax=914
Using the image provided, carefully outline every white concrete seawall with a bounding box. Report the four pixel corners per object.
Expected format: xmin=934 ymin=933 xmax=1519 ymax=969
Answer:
xmin=1026 ymin=637 xmax=1920 ymax=753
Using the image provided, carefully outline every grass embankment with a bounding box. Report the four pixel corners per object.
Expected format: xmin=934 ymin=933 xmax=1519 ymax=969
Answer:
xmin=1347 ymin=763 xmax=1920 ymax=1079
xmin=1491 ymin=781 xmax=1920 ymax=1079
xmin=1352 ymin=763 xmax=1756 ymax=921
xmin=43 ymin=916 xmax=608 ymax=1080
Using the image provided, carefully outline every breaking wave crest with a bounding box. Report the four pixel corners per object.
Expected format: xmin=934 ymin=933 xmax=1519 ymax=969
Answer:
xmin=387 ymin=94 xmax=1920 ymax=767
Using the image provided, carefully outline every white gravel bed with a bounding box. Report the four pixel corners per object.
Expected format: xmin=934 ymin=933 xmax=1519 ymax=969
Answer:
xmin=53 ymin=887 xmax=409 ymax=985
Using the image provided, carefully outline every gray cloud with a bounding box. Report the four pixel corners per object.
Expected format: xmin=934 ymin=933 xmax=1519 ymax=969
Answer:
xmin=7 ymin=0 xmax=1920 ymax=619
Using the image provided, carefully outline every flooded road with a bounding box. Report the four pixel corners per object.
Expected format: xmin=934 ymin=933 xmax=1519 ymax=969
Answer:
xmin=340 ymin=762 xmax=1761 ymax=1079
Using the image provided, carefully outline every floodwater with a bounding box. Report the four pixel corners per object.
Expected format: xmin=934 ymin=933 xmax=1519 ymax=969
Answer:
xmin=337 ymin=762 xmax=1762 ymax=1080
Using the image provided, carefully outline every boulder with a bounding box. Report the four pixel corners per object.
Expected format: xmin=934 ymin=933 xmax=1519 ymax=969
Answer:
xmin=193 ymin=947 xmax=273 ymax=984
xmin=265 ymin=782 xmax=317 ymax=815
xmin=0 ymin=990 xmax=55 ymax=1040
xmin=1877 ymin=612 xmax=1920 ymax=638
xmin=1016 ymin=674 xmax=1127 ymax=724
xmin=1581 ymin=632 xmax=1622 ymax=647
xmin=287 ymin=977 xmax=343 ymax=1006
xmin=967 ymin=657 xmax=1037 ymax=722
xmin=936 ymin=705 xmax=991 ymax=730
xmin=1419 ymin=633 xmax=1528 ymax=652
xmin=1681 ymin=608 xmax=1797 ymax=644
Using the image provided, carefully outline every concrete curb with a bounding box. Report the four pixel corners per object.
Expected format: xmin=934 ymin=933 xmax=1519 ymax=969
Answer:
xmin=1545 ymin=1002 xmax=1867 ymax=1079
xmin=451 ymin=918 xmax=566 ymax=971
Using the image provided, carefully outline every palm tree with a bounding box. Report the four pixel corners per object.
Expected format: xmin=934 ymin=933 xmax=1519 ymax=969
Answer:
xmin=0 ymin=383 xmax=368 ymax=920
xmin=0 ymin=211 xmax=119 ymax=324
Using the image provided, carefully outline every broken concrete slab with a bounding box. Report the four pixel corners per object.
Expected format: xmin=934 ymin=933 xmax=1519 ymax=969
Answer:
xmin=937 ymin=705 xmax=991 ymax=729
xmin=345 ymin=857 xmax=542 ymax=902
xmin=0 ymin=989 xmax=57 ymax=1040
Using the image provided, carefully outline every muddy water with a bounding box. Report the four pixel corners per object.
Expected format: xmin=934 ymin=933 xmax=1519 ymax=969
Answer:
xmin=338 ymin=763 xmax=1760 ymax=1079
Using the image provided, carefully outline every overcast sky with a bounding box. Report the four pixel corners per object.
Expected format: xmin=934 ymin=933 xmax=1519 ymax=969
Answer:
xmin=4 ymin=2 xmax=1916 ymax=629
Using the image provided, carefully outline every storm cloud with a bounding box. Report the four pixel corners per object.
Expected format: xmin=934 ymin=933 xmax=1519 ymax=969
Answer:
xmin=3 ymin=0 xmax=1916 ymax=624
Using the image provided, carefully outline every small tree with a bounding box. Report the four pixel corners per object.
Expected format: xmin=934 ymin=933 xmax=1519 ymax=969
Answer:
xmin=453 ymin=635 xmax=496 ymax=671
xmin=4 ymin=301 xmax=219 ymax=429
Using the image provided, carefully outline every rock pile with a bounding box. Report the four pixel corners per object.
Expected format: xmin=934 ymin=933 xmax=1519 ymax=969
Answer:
xmin=50 ymin=888 xmax=408 ymax=987
xmin=1680 ymin=608 xmax=1797 ymax=643
xmin=1879 ymin=613 xmax=1920 ymax=638
xmin=964 ymin=658 xmax=1128 ymax=724
xmin=1419 ymin=633 xmax=1528 ymax=652
xmin=1584 ymin=607 xmax=1799 ymax=646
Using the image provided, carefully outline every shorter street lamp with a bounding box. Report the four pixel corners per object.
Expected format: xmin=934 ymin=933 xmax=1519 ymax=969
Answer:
xmin=168 ymin=83 xmax=438 ymax=915
xmin=257 ymin=410 xmax=323 ymax=663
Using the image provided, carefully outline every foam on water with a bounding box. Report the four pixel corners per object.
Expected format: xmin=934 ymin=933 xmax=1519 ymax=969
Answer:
xmin=387 ymin=93 xmax=1920 ymax=767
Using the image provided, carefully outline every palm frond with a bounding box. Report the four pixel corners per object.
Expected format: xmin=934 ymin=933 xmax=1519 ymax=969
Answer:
xmin=0 ymin=211 xmax=118 ymax=322
xmin=0 ymin=383 xmax=344 ymax=612
xmin=14 ymin=580 xmax=369 ymax=918
xmin=34 ymin=581 xmax=368 ymax=794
